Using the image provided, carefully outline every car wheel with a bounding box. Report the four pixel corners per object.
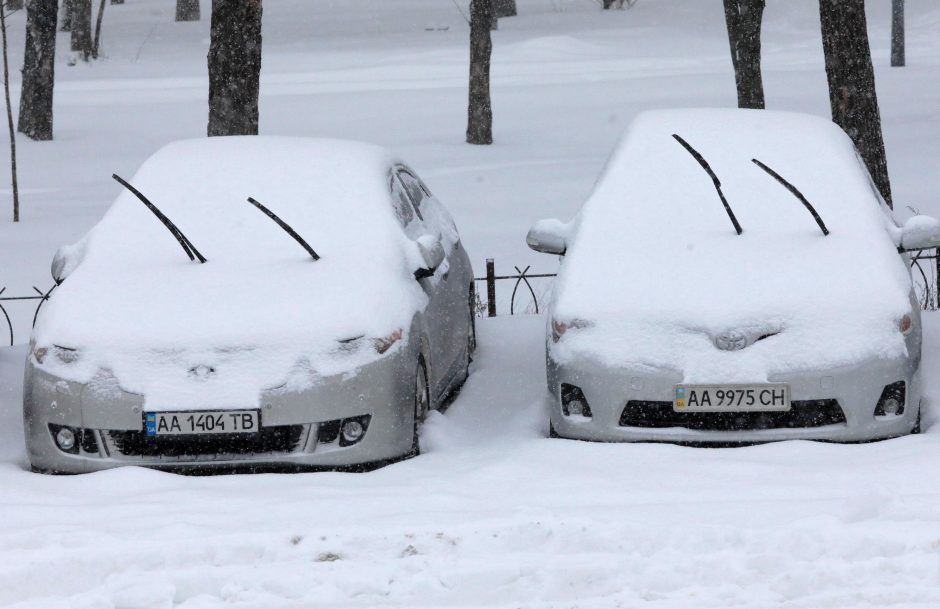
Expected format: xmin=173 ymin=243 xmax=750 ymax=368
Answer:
xmin=411 ymin=357 xmax=430 ymax=455
xmin=549 ymin=421 xmax=560 ymax=438
xmin=913 ymin=405 xmax=922 ymax=434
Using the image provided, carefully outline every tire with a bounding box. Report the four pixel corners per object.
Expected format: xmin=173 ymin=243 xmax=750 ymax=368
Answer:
xmin=468 ymin=285 xmax=477 ymax=362
xmin=411 ymin=357 xmax=430 ymax=456
xmin=912 ymin=405 xmax=922 ymax=434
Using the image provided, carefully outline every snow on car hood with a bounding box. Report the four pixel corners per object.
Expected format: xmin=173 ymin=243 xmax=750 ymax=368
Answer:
xmin=32 ymin=137 xmax=427 ymax=408
xmin=551 ymin=109 xmax=914 ymax=381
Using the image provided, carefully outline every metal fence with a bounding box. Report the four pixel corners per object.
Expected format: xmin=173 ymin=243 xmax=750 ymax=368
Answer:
xmin=473 ymin=259 xmax=557 ymax=317
xmin=0 ymin=284 xmax=57 ymax=346
xmin=909 ymin=248 xmax=940 ymax=310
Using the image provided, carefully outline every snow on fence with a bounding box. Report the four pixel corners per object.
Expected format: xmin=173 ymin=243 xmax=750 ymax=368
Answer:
xmin=0 ymin=283 xmax=56 ymax=346
xmin=1 ymin=249 xmax=938 ymax=346
xmin=474 ymin=258 xmax=556 ymax=317
xmin=909 ymin=248 xmax=940 ymax=311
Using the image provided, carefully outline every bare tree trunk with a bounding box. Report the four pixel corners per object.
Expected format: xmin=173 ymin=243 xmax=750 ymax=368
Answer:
xmin=92 ymin=0 xmax=106 ymax=58
xmin=723 ymin=0 xmax=765 ymax=109
xmin=207 ymin=0 xmax=263 ymax=137
xmin=0 ymin=1 xmax=21 ymax=222
xmin=60 ymin=0 xmax=72 ymax=31
xmin=820 ymin=0 xmax=892 ymax=207
xmin=18 ymin=0 xmax=57 ymax=141
xmin=891 ymin=0 xmax=904 ymax=67
xmin=176 ymin=0 xmax=200 ymax=22
xmin=70 ymin=0 xmax=92 ymax=60
xmin=493 ymin=0 xmax=516 ymax=18
xmin=466 ymin=0 xmax=493 ymax=145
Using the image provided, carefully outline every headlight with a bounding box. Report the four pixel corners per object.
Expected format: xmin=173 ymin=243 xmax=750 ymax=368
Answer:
xmin=31 ymin=343 xmax=80 ymax=364
xmin=373 ymin=329 xmax=403 ymax=354
xmin=551 ymin=318 xmax=592 ymax=343
xmin=52 ymin=346 xmax=80 ymax=364
xmin=899 ymin=314 xmax=913 ymax=336
xmin=31 ymin=343 xmax=48 ymax=364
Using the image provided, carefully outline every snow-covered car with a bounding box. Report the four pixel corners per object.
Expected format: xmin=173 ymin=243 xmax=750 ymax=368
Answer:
xmin=24 ymin=137 xmax=475 ymax=473
xmin=527 ymin=109 xmax=940 ymax=443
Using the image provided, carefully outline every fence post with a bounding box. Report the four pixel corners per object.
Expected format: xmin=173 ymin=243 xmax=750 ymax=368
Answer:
xmin=486 ymin=258 xmax=496 ymax=317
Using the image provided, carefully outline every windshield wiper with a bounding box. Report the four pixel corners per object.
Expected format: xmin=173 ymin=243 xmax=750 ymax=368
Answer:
xmin=112 ymin=174 xmax=207 ymax=263
xmin=246 ymin=197 xmax=320 ymax=260
xmin=751 ymin=159 xmax=830 ymax=236
xmin=672 ymin=134 xmax=743 ymax=235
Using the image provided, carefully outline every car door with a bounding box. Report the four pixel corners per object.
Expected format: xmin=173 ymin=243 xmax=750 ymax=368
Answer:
xmin=389 ymin=170 xmax=452 ymax=401
xmin=395 ymin=167 xmax=470 ymax=391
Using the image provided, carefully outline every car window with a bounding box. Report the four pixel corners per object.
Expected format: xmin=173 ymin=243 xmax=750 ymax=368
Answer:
xmin=397 ymin=167 xmax=461 ymax=248
xmin=389 ymin=174 xmax=424 ymax=238
xmin=396 ymin=170 xmax=428 ymax=218
xmin=854 ymin=149 xmax=900 ymax=228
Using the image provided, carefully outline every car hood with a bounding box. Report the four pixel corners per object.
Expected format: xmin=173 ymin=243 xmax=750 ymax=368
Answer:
xmin=550 ymin=307 xmax=915 ymax=383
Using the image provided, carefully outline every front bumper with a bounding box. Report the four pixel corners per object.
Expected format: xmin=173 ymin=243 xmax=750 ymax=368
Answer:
xmin=24 ymin=349 xmax=416 ymax=474
xmin=547 ymin=353 xmax=921 ymax=443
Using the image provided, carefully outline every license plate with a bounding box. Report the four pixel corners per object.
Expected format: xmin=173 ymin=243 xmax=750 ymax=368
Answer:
xmin=674 ymin=384 xmax=790 ymax=412
xmin=144 ymin=410 xmax=260 ymax=436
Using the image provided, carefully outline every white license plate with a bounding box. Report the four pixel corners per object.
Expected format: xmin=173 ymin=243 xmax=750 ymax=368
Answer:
xmin=674 ymin=384 xmax=790 ymax=413
xmin=144 ymin=410 xmax=260 ymax=436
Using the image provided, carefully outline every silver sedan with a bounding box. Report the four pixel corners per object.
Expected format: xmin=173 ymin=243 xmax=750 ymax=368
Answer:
xmin=25 ymin=137 xmax=475 ymax=473
xmin=527 ymin=109 xmax=939 ymax=443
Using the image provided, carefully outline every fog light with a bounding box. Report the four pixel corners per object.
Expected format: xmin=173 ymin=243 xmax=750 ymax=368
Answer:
xmin=882 ymin=398 xmax=901 ymax=416
xmin=337 ymin=415 xmax=371 ymax=447
xmin=874 ymin=381 xmax=906 ymax=417
xmin=55 ymin=427 xmax=76 ymax=451
xmin=561 ymin=383 xmax=592 ymax=418
xmin=341 ymin=420 xmax=364 ymax=443
xmin=567 ymin=399 xmax=586 ymax=416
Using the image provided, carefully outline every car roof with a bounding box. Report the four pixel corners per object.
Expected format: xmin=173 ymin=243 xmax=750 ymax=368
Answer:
xmin=587 ymin=108 xmax=894 ymax=236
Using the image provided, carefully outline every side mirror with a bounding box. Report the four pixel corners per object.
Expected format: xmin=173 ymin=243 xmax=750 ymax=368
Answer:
xmin=900 ymin=215 xmax=940 ymax=252
xmin=526 ymin=218 xmax=568 ymax=256
xmin=51 ymin=246 xmax=76 ymax=284
xmin=415 ymin=234 xmax=445 ymax=280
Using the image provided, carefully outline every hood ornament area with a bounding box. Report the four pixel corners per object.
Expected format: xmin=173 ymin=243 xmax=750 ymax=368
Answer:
xmin=715 ymin=330 xmax=748 ymax=352
xmin=189 ymin=365 xmax=216 ymax=380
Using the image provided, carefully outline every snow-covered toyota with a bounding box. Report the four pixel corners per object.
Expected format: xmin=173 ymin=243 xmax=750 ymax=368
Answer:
xmin=527 ymin=109 xmax=940 ymax=443
xmin=25 ymin=137 xmax=475 ymax=473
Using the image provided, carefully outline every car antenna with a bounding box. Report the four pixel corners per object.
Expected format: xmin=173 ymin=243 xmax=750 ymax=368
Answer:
xmin=246 ymin=197 xmax=320 ymax=260
xmin=672 ymin=134 xmax=743 ymax=235
xmin=112 ymin=174 xmax=207 ymax=263
xmin=751 ymin=159 xmax=830 ymax=236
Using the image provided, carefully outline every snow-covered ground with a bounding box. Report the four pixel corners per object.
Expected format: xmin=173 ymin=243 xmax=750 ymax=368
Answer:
xmin=4 ymin=316 xmax=940 ymax=608
xmin=2 ymin=0 xmax=940 ymax=606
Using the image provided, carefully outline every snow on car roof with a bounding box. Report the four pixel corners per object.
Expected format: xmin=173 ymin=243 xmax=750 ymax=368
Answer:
xmin=553 ymin=109 xmax=914 ymax=380
xmin=33 ymin=137 xmax=427 ymax=407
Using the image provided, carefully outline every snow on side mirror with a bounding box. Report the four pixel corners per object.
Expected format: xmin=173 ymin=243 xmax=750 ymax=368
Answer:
xmin=900 ymin=215 xmax=940 ymax=252
xmin=415 ymin=234 xmax=445 ymax=280
xmin=51 ymin=243 xmax=84 ymax=285
xmin=526 ymin=218 xmax=568 ymax=256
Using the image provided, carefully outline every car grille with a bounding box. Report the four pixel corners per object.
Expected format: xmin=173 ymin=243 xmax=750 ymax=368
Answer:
xmin=107 ymin=425 xmax=306 ymax=458
xmin=619 ymin=399 xmax=846 ymax=430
